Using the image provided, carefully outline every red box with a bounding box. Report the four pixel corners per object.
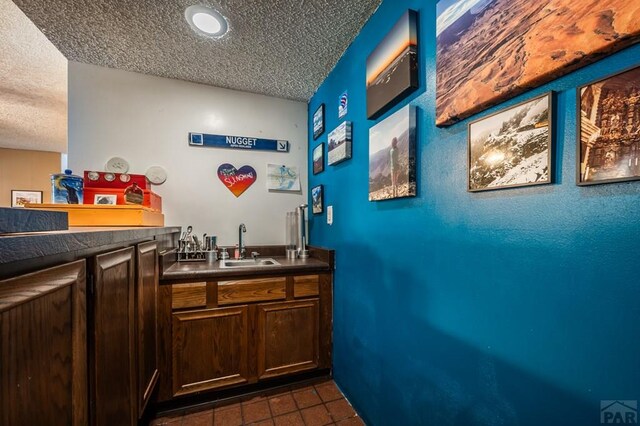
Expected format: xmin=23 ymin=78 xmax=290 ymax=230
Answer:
xmin=83 ymin=187 xmax=162 ymax=212
xmin=84 ymin=171 xmax=150 ymax=190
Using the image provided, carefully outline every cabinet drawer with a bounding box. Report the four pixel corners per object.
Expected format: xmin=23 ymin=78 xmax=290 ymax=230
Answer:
xmin=293 ymin=275 xmax=319 ymax=298
xmin=172 ymin=283 xmax=206 ymax=310
xmin=218 ymin=277 xmax=286 ymax=306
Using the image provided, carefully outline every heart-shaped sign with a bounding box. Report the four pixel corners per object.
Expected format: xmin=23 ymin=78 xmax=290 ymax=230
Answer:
xmin=217 ymin=163 xmax=257 ymax=197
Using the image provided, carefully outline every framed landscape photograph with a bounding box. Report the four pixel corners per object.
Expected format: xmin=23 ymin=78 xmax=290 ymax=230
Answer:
xmin=313 ymin=104 xmax=325 ymax=140
xmin=468 ymin=93 xmax=553 ymax=192
xmin=366 ymin=10 xmax=418 ymax=120
xmin=311 ymin=185 xmax=323 ymax=214
xmin=369 ymin=105 xmax=416 ymax=201
xmin=313 ymin=143 xmax=324 ymax=175
xmin=578 ymin=66 xmax=640 ymax=185
xmin=327 ymin=121 xmax=352 ymax=165
xmin=436 ymin=0 xmax=640 ymax=127
xmin=11 ymin=190 xmax=43 ymax=207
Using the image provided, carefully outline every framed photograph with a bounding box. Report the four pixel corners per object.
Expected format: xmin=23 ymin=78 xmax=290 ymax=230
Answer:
xmin=11 ymin=190 xmax=43 ymax=207
xmin=94 ymin=194 xmax=118 ymax=205
xmin=366 ymin=10 xmax=418 ymax=120
xmin=468 ymin=92 xmax=553 ymax=192
xmin=266 ymin=164 xmax=301 ymax=191
xmin=436 ymin=1 xmax=640 ymax=127
xmin=327 ymin=122 xmax=352 ymax=165
xmin=369 ymin=105 xmax=417 ymax=201
xmin=311 ymin=185 xmax=323 ymax=214
xmin=313 ymin=143 xmax=324 ymax=175
xmin=313 ymin=104 xmax=325 ymax=140
xmin=578 ymin=65 xmax=640 ymax=185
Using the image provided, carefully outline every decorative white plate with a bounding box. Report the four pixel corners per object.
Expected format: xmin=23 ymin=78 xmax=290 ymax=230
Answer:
xmin=105 ymin=157 xmax=129 ymax=174
xmin=87 ymin=171 xmax=100 ymax=181
xmin=104 ymin=173 xmax=116 ymax=182
xmin=145 ymin=166 xmax=167 ymax=185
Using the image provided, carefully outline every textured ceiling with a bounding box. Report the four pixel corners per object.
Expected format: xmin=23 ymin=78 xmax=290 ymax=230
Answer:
xmin=0 ymin=0 xmax=67 ymax=153
xmin=12 ymin=0 xmax=382 ymax=101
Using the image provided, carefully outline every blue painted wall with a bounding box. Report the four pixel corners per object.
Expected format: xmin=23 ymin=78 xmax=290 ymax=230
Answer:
xmin=307 ymin=1 xmax=640 ymax=425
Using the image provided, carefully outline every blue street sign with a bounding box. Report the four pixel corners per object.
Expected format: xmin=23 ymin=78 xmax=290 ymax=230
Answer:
xmin=189 ymin=132 xmax=289 ymax=152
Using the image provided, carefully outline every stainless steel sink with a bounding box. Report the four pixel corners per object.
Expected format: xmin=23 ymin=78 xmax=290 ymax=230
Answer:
xmin=220 ymin=258 xmax=281 ymax=268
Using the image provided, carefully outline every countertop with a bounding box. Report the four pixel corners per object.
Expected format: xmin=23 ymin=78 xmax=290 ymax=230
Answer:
xmin=0 ymin=226 xmax=181 ymax=265
xmin=161 ymin=256 xmax=331 ymax=281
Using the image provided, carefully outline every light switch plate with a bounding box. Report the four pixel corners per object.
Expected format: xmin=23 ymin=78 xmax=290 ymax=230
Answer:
xmin=327 ymin=205 xmax=333 ymax=225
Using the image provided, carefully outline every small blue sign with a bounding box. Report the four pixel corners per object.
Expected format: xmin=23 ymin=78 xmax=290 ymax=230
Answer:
xmin=189 ymin=132 xmax=289 ymax=152
xmin=338 ymin=90 xmax=348 ymax=118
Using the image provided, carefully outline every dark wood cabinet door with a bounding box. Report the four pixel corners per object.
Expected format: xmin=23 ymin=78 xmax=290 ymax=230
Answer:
xmin=172 ymin=306 xmax=249 ymax=396
xmin=91 ymin=247 xmax=136 ymax=426
xmin=136 ymin=241 xmax=159 ymax=418
xmin=256 ymin=299 xmax=319 ymax=380
xmin=0 ymin=260 xmax=87 ymax=426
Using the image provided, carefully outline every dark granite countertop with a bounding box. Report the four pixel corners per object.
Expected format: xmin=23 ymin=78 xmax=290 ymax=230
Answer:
xmin=0 ymin=226 xmax=181 ymax=265
xmin=161 ymin=256 xmax=331 ymax=281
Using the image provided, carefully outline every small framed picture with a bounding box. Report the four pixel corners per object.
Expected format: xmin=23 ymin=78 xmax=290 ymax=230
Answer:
xmin=94 ymin=194 xmax=118 ymax=205
xmin=311 ymin=185 xmax=324 ymax=214
xmin=313 ymin=104 xmax=325 ymax=140
xmin=328 ymin=121 xmax=352 ymax=166
xmin=11 ymin=190 xmax=43 ymax=207
xmin=313 ymin=143 xmax=324 ymax=175
xmin=578 ymin=65 xmax=640 ymax=185
xmin=468 ymin=92 xmax=553 ymax=192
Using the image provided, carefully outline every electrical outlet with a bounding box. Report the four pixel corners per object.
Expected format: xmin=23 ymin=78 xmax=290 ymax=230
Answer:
xmin=327 ymin=205 xmax=333 ymax=225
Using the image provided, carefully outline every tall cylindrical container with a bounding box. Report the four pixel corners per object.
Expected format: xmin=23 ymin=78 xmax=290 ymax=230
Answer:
xmin=51 ymin=169 xmax=84 ymax=204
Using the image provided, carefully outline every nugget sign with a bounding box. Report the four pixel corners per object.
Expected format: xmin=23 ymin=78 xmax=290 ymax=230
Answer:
xmin=189 ymin=132 xmax=289 ymax=152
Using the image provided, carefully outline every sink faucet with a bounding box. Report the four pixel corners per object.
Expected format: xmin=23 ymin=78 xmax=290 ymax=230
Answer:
xmin=238 ymin=223 xmax=246 ymax=259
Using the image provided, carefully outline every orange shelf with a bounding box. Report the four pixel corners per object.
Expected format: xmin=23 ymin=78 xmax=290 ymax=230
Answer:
xmin=25 ymin=203 xmax=164 ymax=227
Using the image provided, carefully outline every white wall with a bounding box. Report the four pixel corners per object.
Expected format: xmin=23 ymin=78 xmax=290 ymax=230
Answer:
xmin=68 ymin=62 xmax=308 ymax=245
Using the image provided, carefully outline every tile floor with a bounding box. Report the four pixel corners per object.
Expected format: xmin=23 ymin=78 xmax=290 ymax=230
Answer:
xmin=151 ymin=379 xmax=365 ymax=426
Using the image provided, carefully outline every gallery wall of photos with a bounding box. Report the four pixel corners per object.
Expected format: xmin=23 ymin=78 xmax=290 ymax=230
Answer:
xmin=310 ymin=1 xmax=640 ymax=213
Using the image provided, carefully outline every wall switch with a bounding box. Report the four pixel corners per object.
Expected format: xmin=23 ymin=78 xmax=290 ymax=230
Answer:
xmin=327 ymin=206 xmax=333 ymax=225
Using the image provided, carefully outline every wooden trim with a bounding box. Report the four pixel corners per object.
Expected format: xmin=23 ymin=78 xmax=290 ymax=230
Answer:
xmin=136 ymin=241 xmax=159 ymax=418
xmin=293 ymin=275 xmax=319 ymax=298
xmin=157 ymin=284 xmax=173 ymax=402
xmin=171 ymin=283 xmax=207 ymax=310
xmin=218 ymin=277 xmax=286 ymax=306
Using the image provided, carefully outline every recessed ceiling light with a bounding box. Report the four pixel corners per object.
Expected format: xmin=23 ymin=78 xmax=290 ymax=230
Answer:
xmin=185 ymin=5 xmax=228 ymax=39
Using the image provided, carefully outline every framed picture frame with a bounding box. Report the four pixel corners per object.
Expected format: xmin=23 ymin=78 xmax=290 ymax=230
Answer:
xmin=436 ymin=1 xmax=640 ymax=127
xmin=577 ymin=65 xmax=640 ymax=186
xmin=313 ymin=143 xmax=324 ymax=175
xmin=328 ymin=122 xmax=352 ymax=166
xmin=369 ymin=105 xmax=417 ymax=201
xmin=311 ymin=185 xmax=324 ymax=214
xmin=11 ymin=190 xmax=43 ymax=207
xmin=468 ymin=92 xmax=553 ymax=192
xmin=94 ymin=194 xmax=118 ymax=205
xmin=366 ymin=10 xmax=419 ymax=120
xmin=313 ymin=104 xmax=325 ymax=140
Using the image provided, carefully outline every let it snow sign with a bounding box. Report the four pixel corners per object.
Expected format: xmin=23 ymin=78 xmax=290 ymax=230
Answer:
xmin=189 ymin=132 xmax=289 ymax=153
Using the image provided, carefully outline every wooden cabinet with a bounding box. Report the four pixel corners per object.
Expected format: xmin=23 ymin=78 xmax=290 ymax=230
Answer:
xmin=136 ymin=241 xmax=159 ymax=417
xmin=90 ymin=247 xmax=136 ymax=426
xmin=159 ymin=272 xmax=332 ymax=401
xmin=172 ymin=305 xmax=250 ymax=396
xmin=90 ymin=242 xmax=161 ymax=425
xmin=0 ymin=260 xmax=87 ymax=426
xmin=257 ymin=300 xmax=319 ymax=380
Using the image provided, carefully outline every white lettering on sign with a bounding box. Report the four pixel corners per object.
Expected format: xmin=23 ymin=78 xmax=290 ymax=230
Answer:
xmin=226 ymin=136 xmax=257 ymax=147
xmin=224 ymin=173 xmax=255 ymax=187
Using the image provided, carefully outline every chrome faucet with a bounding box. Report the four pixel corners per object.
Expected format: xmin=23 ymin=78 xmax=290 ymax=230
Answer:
xmin=238 ymin=223 xmax=246 ymax=259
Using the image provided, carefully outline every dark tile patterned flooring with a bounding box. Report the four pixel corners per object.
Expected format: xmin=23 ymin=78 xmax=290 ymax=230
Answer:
xmin=151 ymin=379 xmax=365 ymax=426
